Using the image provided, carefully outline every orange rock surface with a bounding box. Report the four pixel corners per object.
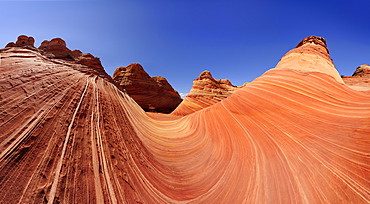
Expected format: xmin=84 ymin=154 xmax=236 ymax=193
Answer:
xmin=352 ymin=64 xmax=370 ymax=77
xmin=342 ymin=65 xmax=370 ymax=91
xmin=172 ymin=70 xmax=243 ymax=116
xmin=113 ymin=63 xmax=182 ymax=113
xmin=0 ymin=36 xmax=369 ymax=203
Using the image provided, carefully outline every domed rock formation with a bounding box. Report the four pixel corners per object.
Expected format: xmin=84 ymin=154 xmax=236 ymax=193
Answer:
xmin=172 ymin=70 xmax=244 ymax=116
xmin=113 ymin=63 xmax=182 ymax=113
xmin=0 ymin=35 xmax=369 ymax=203
xmin=352 ymin=64 xmax=370 ymax=77
xmin=342 ymin=64 xmax=370 ymax=91
xmin=6 ymin=35 xmax=35 ymax=48
xmin=273 ymin=35 xmax=344 ymax=83
xmin=39 ymin=38 xmax=70 ymax=59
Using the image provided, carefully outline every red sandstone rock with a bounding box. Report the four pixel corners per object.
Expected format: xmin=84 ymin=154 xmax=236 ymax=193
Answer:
xmin=113 ymin=63 xmax=182 ymax=113
xmin=16 ymin=35 xmax=35 ymax=47
xmin=0 ymin=36 xmax=369 ymax=203
xmin=352 ymin=64 xmax=370 ymax=77
xmin=172 ymin=70 xmax=243 ymax=116
xmin=6 ymin=35 xmax=35 ymax=48
xmin=39 ymin=38 xmax=70 ymax=58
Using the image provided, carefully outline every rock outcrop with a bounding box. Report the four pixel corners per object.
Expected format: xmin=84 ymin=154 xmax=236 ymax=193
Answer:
xmin=6 ymin=35 xmax=35 ymax=48
xmin=5 ymin=35 xmax=108 ymax=80
xmin=0 ymin=35 xmax=369 ymax=203
xmin=39 ymin=38 xmax=71 ymax=59
xmin=113 ymin=63 xmax=182 ymax=113
xmin=273 ymin=35 xmax=344 ymax=83
xmin=38 ymin=38 xmax=104 ymax=70
xmin=172 ymin=70 xmax=244 ymax=116
xmin=342 ymin=64 xmax=370 ymax=91
xmin=352 ymin=64 xmax=370 ymax=77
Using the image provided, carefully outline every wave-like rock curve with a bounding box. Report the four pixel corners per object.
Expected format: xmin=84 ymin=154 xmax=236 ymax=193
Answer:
xmin=0 ymin=36 xmax=369 ymax=203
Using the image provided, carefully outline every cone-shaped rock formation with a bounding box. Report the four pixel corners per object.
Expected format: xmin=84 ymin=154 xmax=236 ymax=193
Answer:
xmin=274 ymin=35 xmax=344 ymax=83
xmin=172 ymin=70 xmax=243 ymax=116
xmin=0 ymin=35 xmax=369 ymax=203
xmin=113 ymin=63 xmax=182 ymax=113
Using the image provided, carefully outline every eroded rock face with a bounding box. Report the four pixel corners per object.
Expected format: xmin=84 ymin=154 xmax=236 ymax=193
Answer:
xmin=0 ymin=35 xmax=369 ymax=203
xmin=341 ymin=64 xmax=370 ymax=91
xmin=5 ymin=35 xmax=104 ymax=72
xmin=352 ymin=64 xmax=370 ymax=77
xmin=296 ymin=35 xmax=329 ymax=53
xmin=39 ymin=38 xmax=70 ymax=58
xmin=113 ymin=63 xmax=182 ymax=113
xmin=274 ymin=35 xmax=343 ymax=83
xmin=6 ymin=35 xmax=35 ymax=48
xmin=172 ymin=70 xmax=243 ymax=116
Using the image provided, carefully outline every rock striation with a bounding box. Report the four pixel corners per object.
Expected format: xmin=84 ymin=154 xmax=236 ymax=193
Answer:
xmin=6 ymin=35 xmax=105 ymax=72
xmin=0 ymin=35 xmax=369 ymax=203
xmin=274 ymin=35 xmax=344 ymax=83
xmin=172 ymin=70 xmax=244 ymax=116
xmin=113 ymin=63 xmax=182 ymax=113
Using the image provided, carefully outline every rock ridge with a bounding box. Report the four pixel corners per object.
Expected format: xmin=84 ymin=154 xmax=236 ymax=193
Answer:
xmin=4 ymin=35 xmax=110 ymax=80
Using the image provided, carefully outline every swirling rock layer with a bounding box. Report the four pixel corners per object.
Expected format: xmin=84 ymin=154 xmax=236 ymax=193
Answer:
xmin=113 ymin=63 xmax=182 ymax=113
xmin=0 ymin=36 xmax=369 ymax=203
xmin=172 ymin=70 xmax=243 ymax=116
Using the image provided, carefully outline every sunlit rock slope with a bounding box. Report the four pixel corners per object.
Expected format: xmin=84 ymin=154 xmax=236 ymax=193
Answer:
xmin=0 ymin=35 xmax=369 ymax=203
xmin=172 ymin=70 xmax=243 ymax=116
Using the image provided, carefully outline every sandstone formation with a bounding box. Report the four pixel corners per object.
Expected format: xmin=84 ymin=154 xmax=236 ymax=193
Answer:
xmin=5 ymin=35 xmax=109 ymax=81
xmin=352 ymin=64 xmax=370 ymax=77
xmin=172 ymin=70 xmax=244 ymax=116
xmin=6 ymin=35 xmax=35 ymax=48
xmin=273 ymin=35 xmax=344 ymax=83
xmin=342 ymin=64 xmax=370 ymax=91
xmin=113 ymin=63 xmax=182 ymax=113
xmin=0 ymin=35 xmax=369 ymax=203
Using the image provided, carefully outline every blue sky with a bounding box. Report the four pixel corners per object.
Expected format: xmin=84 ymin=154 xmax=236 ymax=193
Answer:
xmin=1 ymin=0 xmax=369 ymax=95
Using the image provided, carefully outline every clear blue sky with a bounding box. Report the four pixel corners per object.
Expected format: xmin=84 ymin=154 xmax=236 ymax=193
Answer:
xmin=1 ymin=0 xmax=369 ymax=95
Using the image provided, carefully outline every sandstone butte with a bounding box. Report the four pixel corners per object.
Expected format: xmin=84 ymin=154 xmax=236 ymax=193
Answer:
xmin=0 ymin=35 xmax=369 ymax=203
xmin=113 ymin=63 xmax=182 ymax=113
xmin=172 ymin=70 xmax=245 ymax=116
